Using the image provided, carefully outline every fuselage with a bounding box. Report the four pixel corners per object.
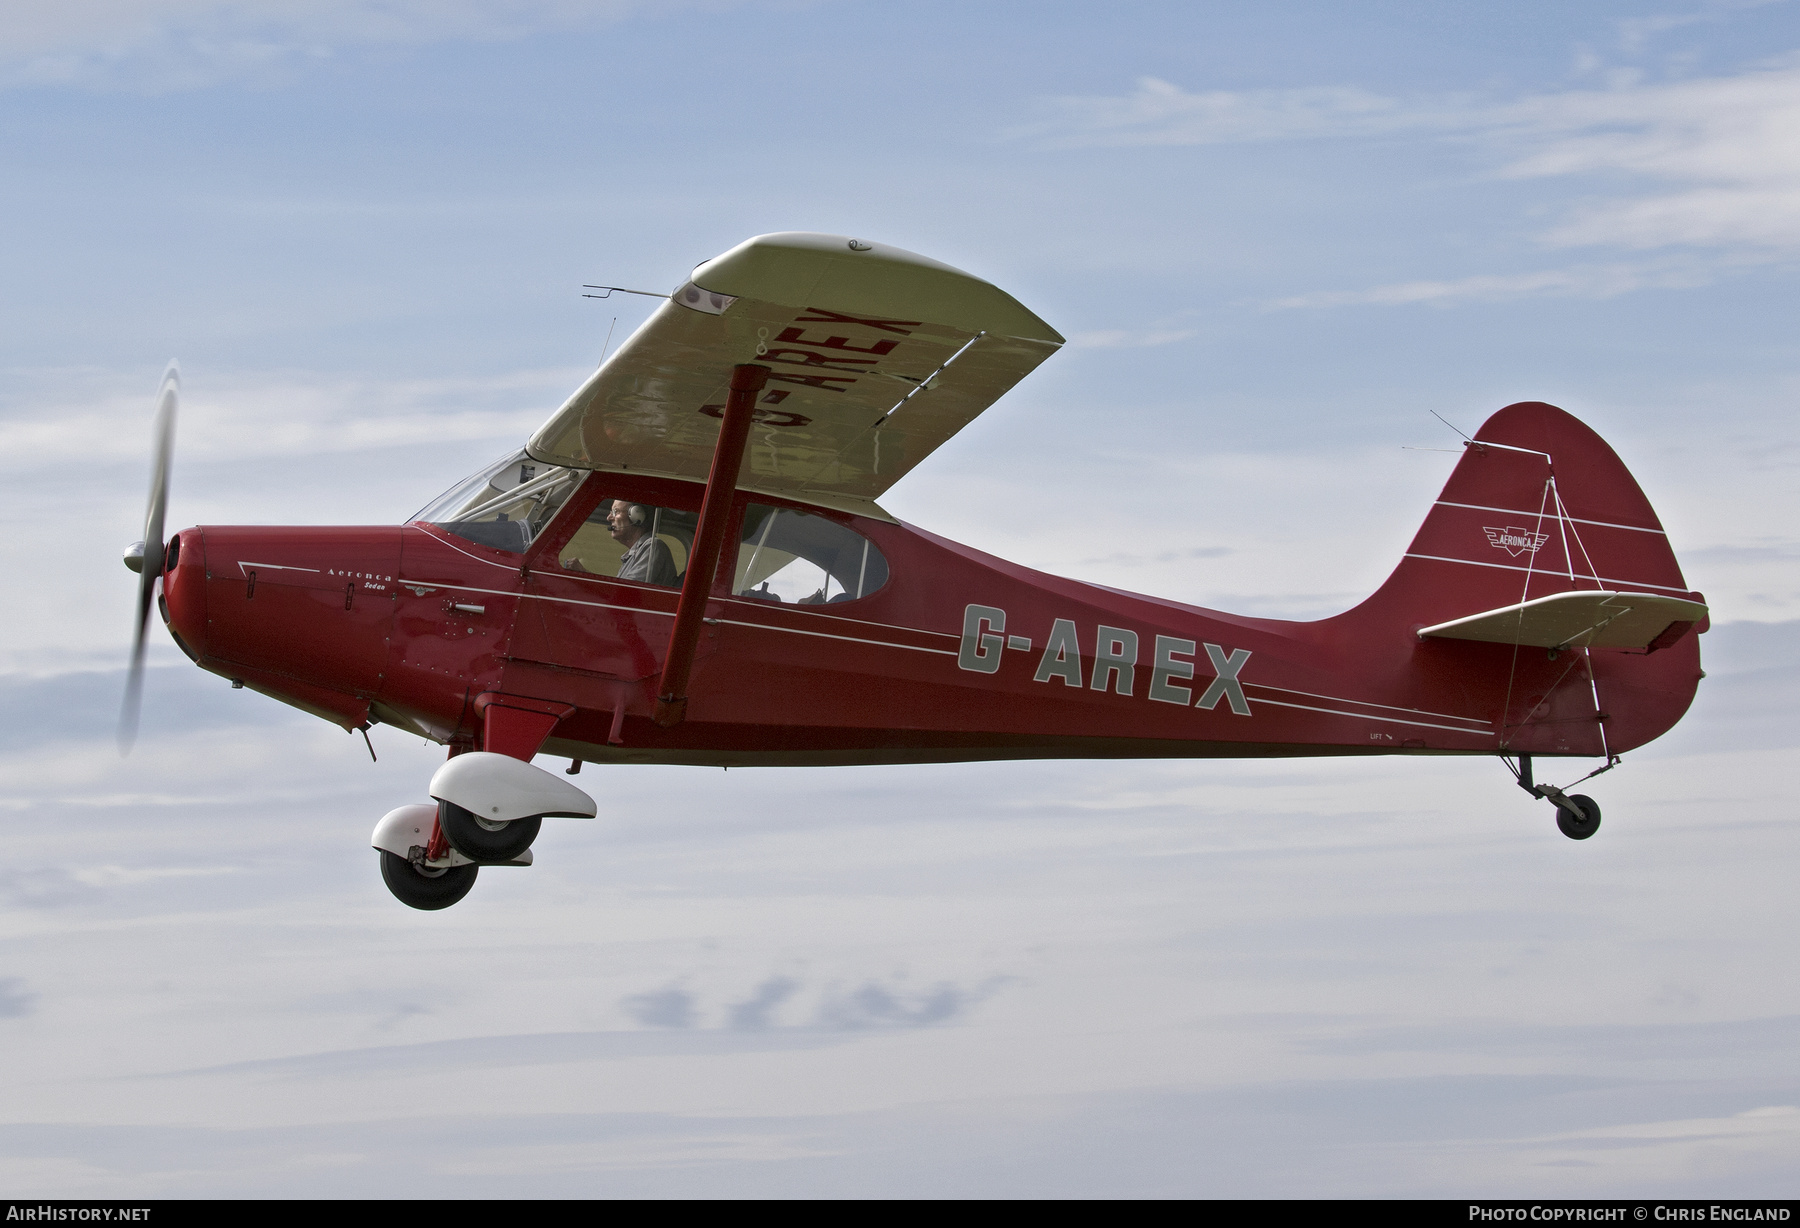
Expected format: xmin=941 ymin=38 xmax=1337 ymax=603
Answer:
xmin=156 ymin=468 xmax=1702 ymax=768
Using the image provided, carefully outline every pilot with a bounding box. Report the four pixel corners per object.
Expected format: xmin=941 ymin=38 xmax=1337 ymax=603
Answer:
xmin=609 ymin=500 xmax=678 ymax=587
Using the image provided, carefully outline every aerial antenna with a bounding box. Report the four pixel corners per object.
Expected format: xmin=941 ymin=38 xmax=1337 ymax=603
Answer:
xmin=582 ymin=285 xmax=669 ymax=300
xmin=1431 ymin=409 xmax=1474 ymax=442
xmin=598 ymin=316 xmax=618 ymax=367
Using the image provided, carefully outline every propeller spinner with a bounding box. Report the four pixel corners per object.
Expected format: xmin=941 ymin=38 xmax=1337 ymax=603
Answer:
xmin=119 ymin=363 xmax=179 ymax=755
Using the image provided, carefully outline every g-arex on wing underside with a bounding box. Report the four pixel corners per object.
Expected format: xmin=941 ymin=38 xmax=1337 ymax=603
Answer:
xmin=528 ymin=232 xmax=1065 ymax=519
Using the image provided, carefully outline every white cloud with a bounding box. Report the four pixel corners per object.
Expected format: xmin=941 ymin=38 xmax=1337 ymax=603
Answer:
xmin=0 ymin=365 xmax=581 ymax=675
xmin=0 ymin=0 xmax=736 ymax=90
xmin=72 ymin=864 xmax=239 ymax=886
xmin=1027 ymin=55 xmax=1800 ymax=277
xmin=1546 ymin=186 xmax=1800 ymax=248
xmin=0 ymin=366 xmax=573 ymax=470
xmin=1265 ymin=258 xmax=1718 ymax=309
xmin=1434 ymin=1104 xmax=1800 ymax=1190
xmin=1493 ymin=56 xmax=1800 ymax=250
xmin=1014 ymin=77 xmax=1446 ymax=149
xmin=1065 ymin=327 xmax=1197 ymax=349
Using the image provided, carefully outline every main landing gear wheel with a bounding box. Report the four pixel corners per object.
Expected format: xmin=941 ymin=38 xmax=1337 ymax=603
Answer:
xmin=438 ymin=800 xmax=541 ymax=862
xmin=1555 ymin=794 xmax=1602 ymax=841
xmin=379 ymin=850 xmax=478 ymax=910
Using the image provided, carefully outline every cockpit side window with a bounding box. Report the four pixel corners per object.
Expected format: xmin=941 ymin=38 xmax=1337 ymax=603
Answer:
xmin=733 ymin=503 xmax=889 ymax=606
xmin=559 ymin=498 xmax=697 ymax=589
xmin=416 ymin=451 xmax=578 ymax=554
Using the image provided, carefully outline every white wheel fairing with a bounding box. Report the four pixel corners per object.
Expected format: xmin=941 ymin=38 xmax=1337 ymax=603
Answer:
xmin=371 ymin=803 xmax=438 ymax=858
xmin=428 ymin=751 xmax=597 ymax=823
xmin=370 ymin=802 xmax=533 ymax=867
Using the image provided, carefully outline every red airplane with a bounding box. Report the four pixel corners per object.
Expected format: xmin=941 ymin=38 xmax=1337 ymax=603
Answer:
xmin=122 ymin=233 xmax=1709 ymax=910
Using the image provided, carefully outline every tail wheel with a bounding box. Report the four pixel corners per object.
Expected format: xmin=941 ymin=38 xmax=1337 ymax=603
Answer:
xmin=379 ymin=850 xmax=478 ymax=910
xmin=438 ymin=800 xmax=541 ymax=862
xmin=1556 ymin=794 xmax=1602 ymax=841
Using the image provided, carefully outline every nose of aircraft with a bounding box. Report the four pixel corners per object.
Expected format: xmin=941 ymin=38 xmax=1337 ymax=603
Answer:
xmin=160 ymin=528 xmax=208 ymax=661
xmin=180 ymin=525 xmax=403 ymax=698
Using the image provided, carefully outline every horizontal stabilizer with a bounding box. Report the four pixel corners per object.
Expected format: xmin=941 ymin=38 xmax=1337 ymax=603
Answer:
xmin=1418 ymin=590 xmax=1708 ymax=651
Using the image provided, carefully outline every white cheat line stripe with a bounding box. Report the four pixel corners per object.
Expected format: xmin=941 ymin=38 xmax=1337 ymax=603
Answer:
xmin=1404 ymin=553 xmax=1694 ymax=595
xmin=416 ymin=531 xmax=522 ymax=572
xmin=421 ymin=525 xmax=964 ymax=641
xmin=1249 ymin=697 xmax=1500 ymax=737
xmin=1246 ymin=684 xmax=1490 ymax=726
xmin=395 ymin=577 xmax=1500 ymax=723
xmin=418 ymin=526 xmax=961 ymax=642
xmin=236 ymin=561 xmax=321 ymax=574
xmin=516 ymin=588 xmax=674 ymax=618
xmin=509 ymin=590 xmax=951 ymax=654
xmin=409 ymin=582 xmax=953 ymax=656
xmin=1434 ymin=501 xmax=1666 ymax=535
xmin=711 ymin=617 xmax=957 ymax=656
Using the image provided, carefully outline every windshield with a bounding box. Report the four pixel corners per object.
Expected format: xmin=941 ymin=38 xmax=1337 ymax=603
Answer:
xmin=415 ymin=450 xmax=579 ymax=554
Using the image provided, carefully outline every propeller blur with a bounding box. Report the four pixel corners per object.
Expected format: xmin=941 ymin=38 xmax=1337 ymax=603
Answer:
xmin=118 ymin=361 xmax=179 ymax=757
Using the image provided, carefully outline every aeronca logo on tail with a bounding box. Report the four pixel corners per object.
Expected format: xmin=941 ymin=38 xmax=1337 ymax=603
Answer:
xmin=1484 ymin=526 xmax=1550 ymax=558
xmin=956 ymin=604 xmax=1253 ymax=717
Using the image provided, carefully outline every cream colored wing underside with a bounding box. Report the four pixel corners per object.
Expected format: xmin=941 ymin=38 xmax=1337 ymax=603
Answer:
xmin=527 ymin=233 xmax=1064 ymax=518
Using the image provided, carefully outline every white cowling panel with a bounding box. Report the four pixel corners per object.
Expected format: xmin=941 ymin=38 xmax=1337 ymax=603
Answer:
xmin=428 ymin=751 xmax=598 ymax=823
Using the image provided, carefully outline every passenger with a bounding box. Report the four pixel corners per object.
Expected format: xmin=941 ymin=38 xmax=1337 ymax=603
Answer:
xmin=609 ymin=500 xmax=678 ymax=587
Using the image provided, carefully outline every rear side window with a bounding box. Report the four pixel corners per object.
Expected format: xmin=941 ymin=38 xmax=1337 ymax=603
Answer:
xmin=733 ymin=504 xmax=888 ymax=606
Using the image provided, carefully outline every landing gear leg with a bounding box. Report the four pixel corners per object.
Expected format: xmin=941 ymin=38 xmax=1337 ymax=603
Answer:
xmin=1513 ymin=753 xmax=1603 ymax=841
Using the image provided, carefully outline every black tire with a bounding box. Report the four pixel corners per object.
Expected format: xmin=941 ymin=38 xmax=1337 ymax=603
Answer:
xmin=1556 ymin=794 xmax=1602 ymax=841
xmin=438 ymin=800 xmax=541 ymax=862
xmin=379 ymin=849 xmax=478 ymax=910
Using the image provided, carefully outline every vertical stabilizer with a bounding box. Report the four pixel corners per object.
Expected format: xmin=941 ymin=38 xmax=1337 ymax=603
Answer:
xmin=1340 ymin=402 xmax=1705 ymax=754
xmin=1393 ymin=402 xmax=1691 ymax=623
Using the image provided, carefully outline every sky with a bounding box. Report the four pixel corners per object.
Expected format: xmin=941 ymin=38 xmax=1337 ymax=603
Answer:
xmin=3 ymin=0 xmax=1799 ymax=1197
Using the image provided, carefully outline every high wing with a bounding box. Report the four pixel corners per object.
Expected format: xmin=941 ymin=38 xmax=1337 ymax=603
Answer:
xmin=528 ymin=232 xmax=1063 ymax=518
